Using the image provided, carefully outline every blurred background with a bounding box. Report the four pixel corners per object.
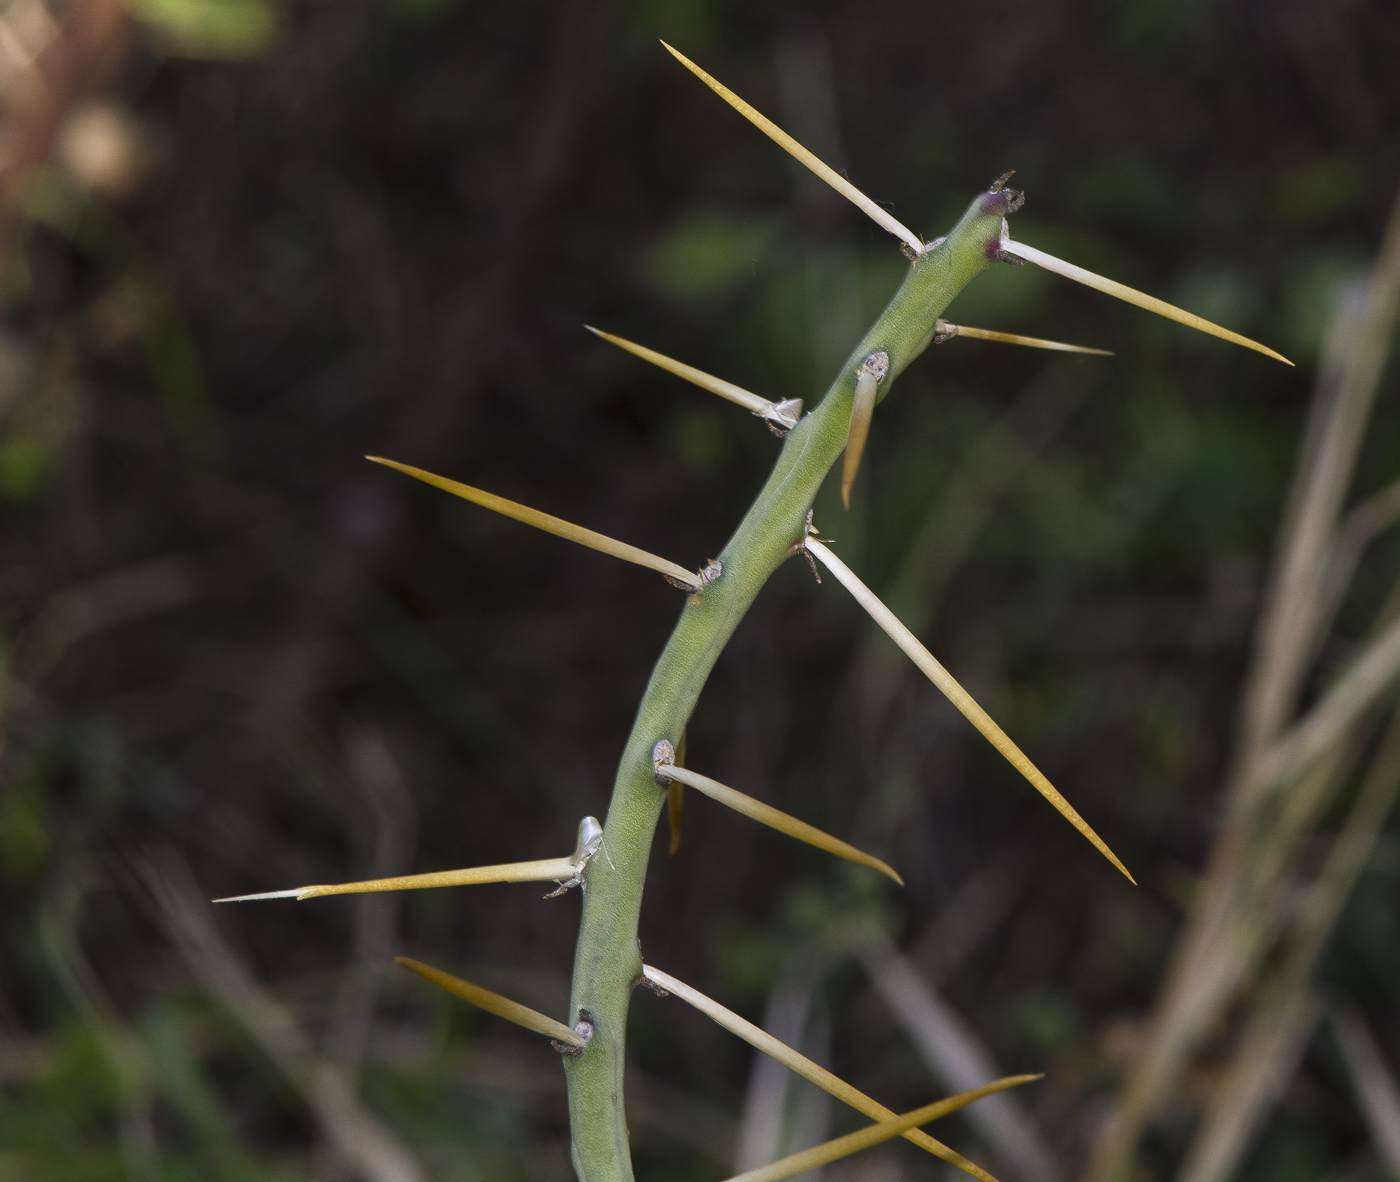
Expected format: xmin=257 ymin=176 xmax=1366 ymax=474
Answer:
xmin=1 ymin=1 xmax=1399 ymax=1180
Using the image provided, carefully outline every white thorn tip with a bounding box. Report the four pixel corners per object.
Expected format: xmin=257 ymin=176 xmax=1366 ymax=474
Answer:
xmin=212 ymin=888 xmax=307 ymax=903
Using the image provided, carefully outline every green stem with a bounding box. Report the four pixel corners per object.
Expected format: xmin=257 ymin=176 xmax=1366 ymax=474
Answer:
xmin=563 ymin=186 xmax=1018 ymax=1182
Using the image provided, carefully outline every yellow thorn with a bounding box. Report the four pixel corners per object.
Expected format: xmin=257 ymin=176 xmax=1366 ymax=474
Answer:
xmin=657 ymin=762 xmax=902 ymax=885
xmin=586 ymin=326 xmax=799 ymax=428
xmin=805 ymin=539 xmax=1135 ymax=883
xmin=997 ymin=230 xmax=1292 ymax=366
xmin=726 ymin=1079 xmax=1042 ymax=1182
xmin=840 ymin=352 xmax=888 ymax=508
xmin=367 ymin=456 xmax=704 ymax=589
xmin=661 ymin=42 xmax=924 ymax=255
xmin=213 ymin=857 xmax=582 ymax=903
xmin=842 ymin=369 xmax=878 ymax=507
xmin=937 ymin=320 xmax=1113 ymax=356
xmin=397 ymin=957 xmax=585 ymax=1047
xmin=642 ymin=965 xmax=1017 ymax=1182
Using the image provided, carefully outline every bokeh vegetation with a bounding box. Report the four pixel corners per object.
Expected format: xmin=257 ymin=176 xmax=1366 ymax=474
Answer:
xmin=1 ymin=2 xmax=1398 ymax=1181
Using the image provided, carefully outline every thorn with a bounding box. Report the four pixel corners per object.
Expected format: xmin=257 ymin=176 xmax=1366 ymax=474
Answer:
xmin=216 ymin=856 xmax=585 ymax=903
xmin=935 ymin=320 xmax=1113 ymax=356
xmin=641 ymin=964 xmax=1014 ymax=1182
xmin=586 ymin=326 xmax=800 ymax=429
xmin=841 ymin=352 xmax=889 ymax=507
xmin=212 ymin=888 xmax=306 ymax=903
xmin=367 ymin=456 xmax=707 ymax=588
xmin=661 ymin=42 xmax=925 ymax=255
xmin=726 ymin=1081 xmax=1043 ymax=1182
xmin=995 ymin=223 xmax=1293 ymax=365
xmin=397 ymin=956 xmax=585 ymax=1047
xmin=804 ymin=538 xmax=1135 ymax=884
xmin=659 ymin=763 xmax=903 ymax=884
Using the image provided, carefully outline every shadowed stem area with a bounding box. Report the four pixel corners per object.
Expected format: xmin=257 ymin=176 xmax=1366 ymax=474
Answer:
xmin=563 ymin=186 xmax=1019 ymax=1182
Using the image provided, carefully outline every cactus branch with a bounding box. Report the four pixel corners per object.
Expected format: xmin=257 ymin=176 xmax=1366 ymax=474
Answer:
xmin=563 ymin=183 xmax=1022 ymax=1182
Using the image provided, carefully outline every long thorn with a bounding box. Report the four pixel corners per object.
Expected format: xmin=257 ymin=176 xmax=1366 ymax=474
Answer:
xmin=396 ymin=957 xmax=585 ymax=1047
xmin=367 ymin=456 xmax=705 ymax=589
xmin=996 ymin=230 xmax=1292 ymax=365
xmin=842 ymin=371 xmax=878 ymax=506
xmin=586 ymin=326 xmax=801 ymax=429
xmin=642 ymin=965 xmax=1016 ymax=1182
xmin=841 ymin=352 xmax=888 ymax=508
xmin=213 ymin=857 xmax=581 ymax=903
xmin=937 ymin=320 xmax=1113 ymax=356
xmin=656 ymin=762 xmax=902 ymax=884
xmin=726 ymin=1080 xmax=1042 ymax=1182
xmin=805 ymin=539 xmax=1134 ymax=883
xmin=661 ymin=42 xmax=924 ymax=255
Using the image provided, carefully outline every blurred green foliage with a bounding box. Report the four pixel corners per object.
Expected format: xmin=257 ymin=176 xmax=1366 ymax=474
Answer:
xmin=0 ymin=1 xmax=1396 ymax=1180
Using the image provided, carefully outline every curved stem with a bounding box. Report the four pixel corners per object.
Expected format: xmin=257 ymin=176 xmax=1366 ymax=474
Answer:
xmin=562 ymin=187 xmax=1017 ymax=1182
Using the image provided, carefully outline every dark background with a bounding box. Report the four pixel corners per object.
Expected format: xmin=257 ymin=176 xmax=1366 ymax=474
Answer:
xmin=2 ymin=1 xmax=1399 ymax=1179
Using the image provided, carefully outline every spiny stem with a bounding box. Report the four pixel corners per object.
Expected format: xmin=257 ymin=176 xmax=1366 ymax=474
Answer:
xmin=805 ymin=538 xmax=1134 ymax=883
xmin=563 ymin=183 xmax=1021 ymax=1182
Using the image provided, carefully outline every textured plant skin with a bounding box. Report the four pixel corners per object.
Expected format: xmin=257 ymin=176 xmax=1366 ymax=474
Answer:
xmin=563 ymin=186 xmax=1020 ymax=1182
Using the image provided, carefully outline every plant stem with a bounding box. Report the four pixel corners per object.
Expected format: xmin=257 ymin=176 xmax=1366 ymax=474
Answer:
xmin=563 ymin=186 xmax=1018 ymax=1182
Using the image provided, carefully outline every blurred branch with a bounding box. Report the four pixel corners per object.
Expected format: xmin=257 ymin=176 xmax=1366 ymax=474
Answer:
xmin=1175 ymin=705 xmax=1400 ymax=1182
xmin=328 ymin=728 xmax=417 ymax=1085
xmin=405 ymin=0 xmax=612 ymax=455
xmin=1234 ymin=185 xmax=1400 ymax=774
xmin=139 ymin=852 xmax=424 ymax=1182
xmin=735 ymin=953 xmax=833 ymax=1176
xmin=37 ymin=862 xmax=161 ymax=1181
xmin=1332 ymin=1006 xmax=1400 ymax=1178
xmin=862 ymin=936 xmax=1058 ymax=1182
xmin=1088 ymin=181 xmax=1400 ymax=1182
xmin=850 ymin=371 xmax=1088 ymax=744
xmin=1320 ymin=475 xmax=1400 ymax=643
xmin=0 ymin=0 xmax=126 ymax=204
xmin=13 ymin=553 xmax=197 ymax=685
